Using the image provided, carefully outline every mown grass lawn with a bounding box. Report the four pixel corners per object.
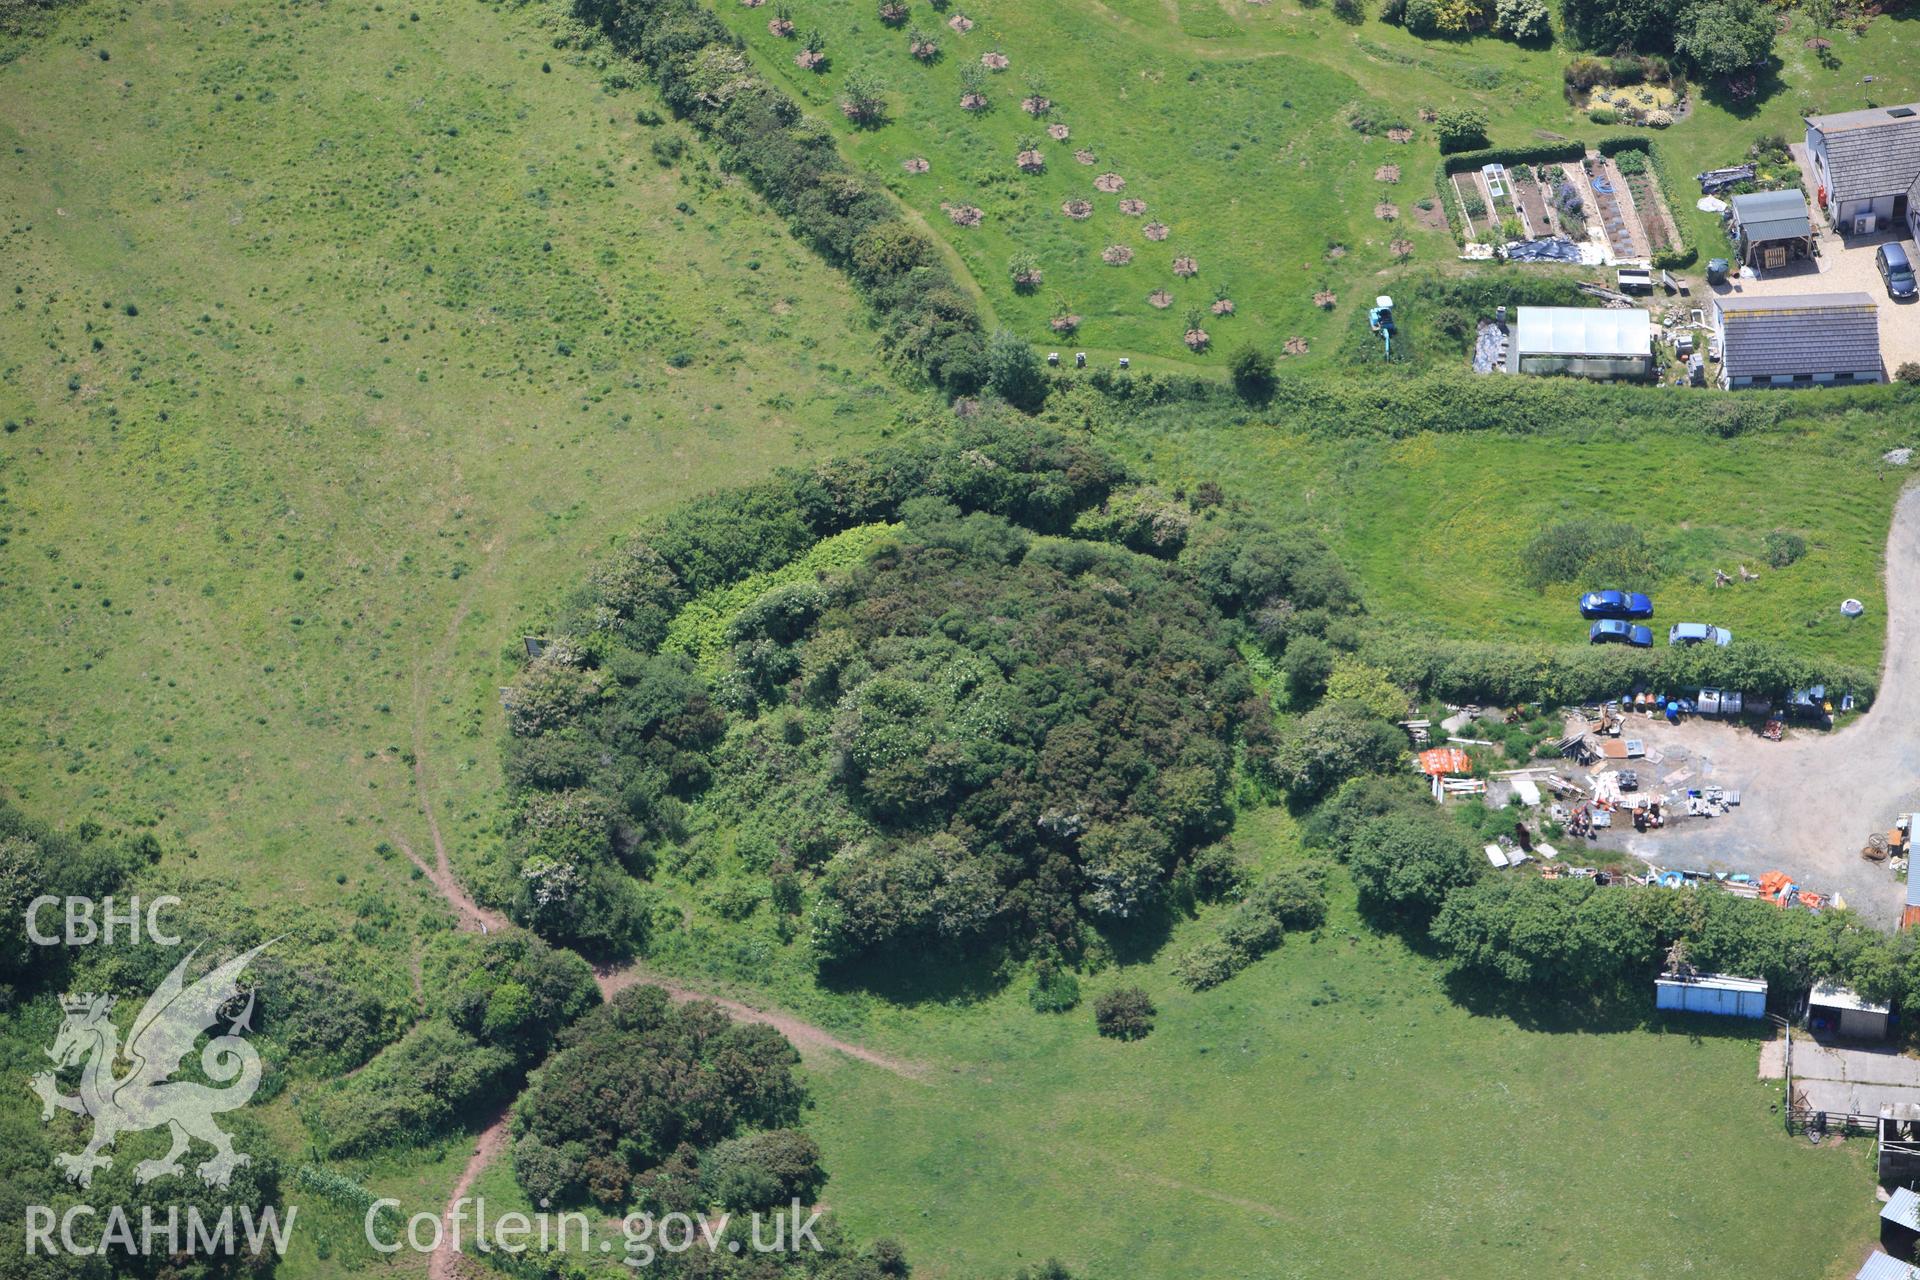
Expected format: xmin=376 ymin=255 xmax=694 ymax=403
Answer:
xmin=0 ymin=0 xmax=901 ymax=935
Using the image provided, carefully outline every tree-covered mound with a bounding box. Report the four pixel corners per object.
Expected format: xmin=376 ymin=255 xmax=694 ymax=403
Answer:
xmin=499 ymin=420 xmax=1356 ymax=970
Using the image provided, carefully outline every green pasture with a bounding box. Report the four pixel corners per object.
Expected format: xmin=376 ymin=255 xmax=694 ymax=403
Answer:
xmin=1096 ymin=405 xmax=1914 ymax=670
xmin=0 ymin=0 xmax=901 ymax=906
xmin=640 ymin=810 xmax=1882 ymax=1280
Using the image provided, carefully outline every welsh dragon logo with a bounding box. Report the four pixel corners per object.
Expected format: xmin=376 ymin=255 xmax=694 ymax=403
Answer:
xmin=29 ymin=942 xmax=271 ymax=1189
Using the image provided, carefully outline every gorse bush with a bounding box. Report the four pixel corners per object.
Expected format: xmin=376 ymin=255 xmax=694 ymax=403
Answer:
xmin=502 ymin=420 xmax=1364 ymax=976
xmin=1520 ymin=519 xmax=1655 ymax=590
xmin=1093 ymin=986 xmax=1156 ymax=1039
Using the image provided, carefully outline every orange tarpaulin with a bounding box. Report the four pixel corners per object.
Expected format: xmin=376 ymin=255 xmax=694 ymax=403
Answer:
xmin=1417 ymin=747 xmax=1474 ymax=776
xmin=1758 ymin=871 xmax=1794 ymax=905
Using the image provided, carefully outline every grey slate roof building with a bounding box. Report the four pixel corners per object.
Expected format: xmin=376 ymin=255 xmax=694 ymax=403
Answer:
xmin=1728 ymin=189 xmax=1813 ymax=267
xmin=1712 ymin=292 xmax=1883 ymax=388
xmin=1805 ymin=104 xmax=1920 ymax=232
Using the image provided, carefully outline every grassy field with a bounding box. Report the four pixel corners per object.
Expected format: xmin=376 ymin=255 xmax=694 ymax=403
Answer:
xmin=632 ymin=810 xmax=1882 ymax=1280
xmin=1 ymin=1 xmax=1911 ymax=1278
xmin=0 ymin=0 xmax=903 ymax=902
xmin=708 ymin=0 xmax=1920 ymax=370
xmin=1099 ymin=409 xmax=1916 ymax=670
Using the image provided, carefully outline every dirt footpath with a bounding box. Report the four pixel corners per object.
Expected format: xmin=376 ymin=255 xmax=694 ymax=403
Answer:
xmin=1601 ymin=482 xmax=1920 ymax=924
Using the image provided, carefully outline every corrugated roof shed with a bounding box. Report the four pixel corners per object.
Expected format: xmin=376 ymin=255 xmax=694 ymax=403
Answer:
xmin=1883 ymin=1186 xmax=1920 ymax=1232
xmin=1860 ymin=1251 xmax=1920 ymax=1280
xmin=1730 ymin=189 xmax=1811 ymax=241
xmin=1907 ymin=869 xmax=1920 ymax=909
xmin=1815 ymin=981 xmax=1892 ymax=1015
xmin=1716 ymin=293 xmax=1881 ymax=380
xmin=1514 ymin=306 xmax=1651 ymax=357
xmin=1809 ymin=105 xmax=1920 ymax=203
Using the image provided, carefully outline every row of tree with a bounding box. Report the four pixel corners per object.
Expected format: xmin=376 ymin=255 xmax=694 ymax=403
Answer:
xmin=1311 ymin=773 xmax=1920 ymax=1009
xmin=574 ymin=0 xmax=989 ymax=391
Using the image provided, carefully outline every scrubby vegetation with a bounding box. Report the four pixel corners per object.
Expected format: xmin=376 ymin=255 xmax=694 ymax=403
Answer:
xmin=512 ymin=984 xmax=808 ymax=1207
xmin=502 ymin=421 xmax=1368 ymax=973
xmin=574 ymin=0 xmax=988 ymax=390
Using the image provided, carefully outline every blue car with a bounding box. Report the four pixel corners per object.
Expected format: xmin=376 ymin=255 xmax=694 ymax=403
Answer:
xmin=1579 ymin=589 xmax=1653 ymax=620
xmin=1590 ymin=620 xmax=1654 ymax=647
xmin=1668 ymin=622 xmax=1732 ymax=647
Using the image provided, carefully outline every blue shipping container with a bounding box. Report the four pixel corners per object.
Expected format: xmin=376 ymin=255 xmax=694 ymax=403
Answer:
xmin=1655 ymin=974 xmax=1768 ymax=1018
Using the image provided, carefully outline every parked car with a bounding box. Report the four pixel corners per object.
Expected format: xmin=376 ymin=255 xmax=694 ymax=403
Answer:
xmin=1668 ymin=622 xmax=1732 ymax=647
xmin=1696 ymin=688 xmax=1743 ymax=716
xmin=1578 ymin=589 xmax=1653 ymax=620
xmin=1879 ymin=242 xmax=1918 ymax=300
xmin=1590 ymin=620 xmax=1654 ymax=647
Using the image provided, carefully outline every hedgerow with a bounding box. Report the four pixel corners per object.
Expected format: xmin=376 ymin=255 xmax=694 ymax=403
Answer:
xmin=573 ymin=0 xmax=988 ymax=391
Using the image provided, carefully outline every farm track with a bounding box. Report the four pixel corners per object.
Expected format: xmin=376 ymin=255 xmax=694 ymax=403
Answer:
xmin=1623 ymin=481 xmax=1920 ymax=918
xmin=393 ymin=542 xmax=926 ymax=1275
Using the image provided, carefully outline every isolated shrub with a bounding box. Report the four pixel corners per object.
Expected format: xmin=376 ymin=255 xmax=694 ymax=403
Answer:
xmin=840 ymin=71 xmax=888 ymax=124
xmin=650 ymin=133 xmax=686 ymax=166
xmin=1174 ymin=938 xmax=1241 ymax=991
xmin=1334 ymin=0 xmax=1365 ymax=19
xmin=1435 ymin=107 xmax=1489 ymax=154
xmin=1229 ymin=343 xmax=1277 ymax=401
xmin=986 ymin=327 xmax=1049 ymax=411
xmin=1896 ymin=362 xmax=1920 ymax=385
xmin=1563 ymin=55 xmax=1610 ymax=92
xmin=1251 ymin=862 xmax=1330 ymax=931
xmin=1094 ymin=987 xmax=1156 ymax=1040
xmin=1589 ymin=107 xmax=1619 ymax=125
xmin=1029 ymin=958 xmax=1082 ymax=1012
xmin=1379 ymin=0 xmax=1408 ymax=21
xmin=1763 ymin=530 xmax=1806 ymax=569
xmin=1520 ymin=519 xmax=1652 ymax=590
xmin=1348 ymin=102 xmax=1404 ymax=136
